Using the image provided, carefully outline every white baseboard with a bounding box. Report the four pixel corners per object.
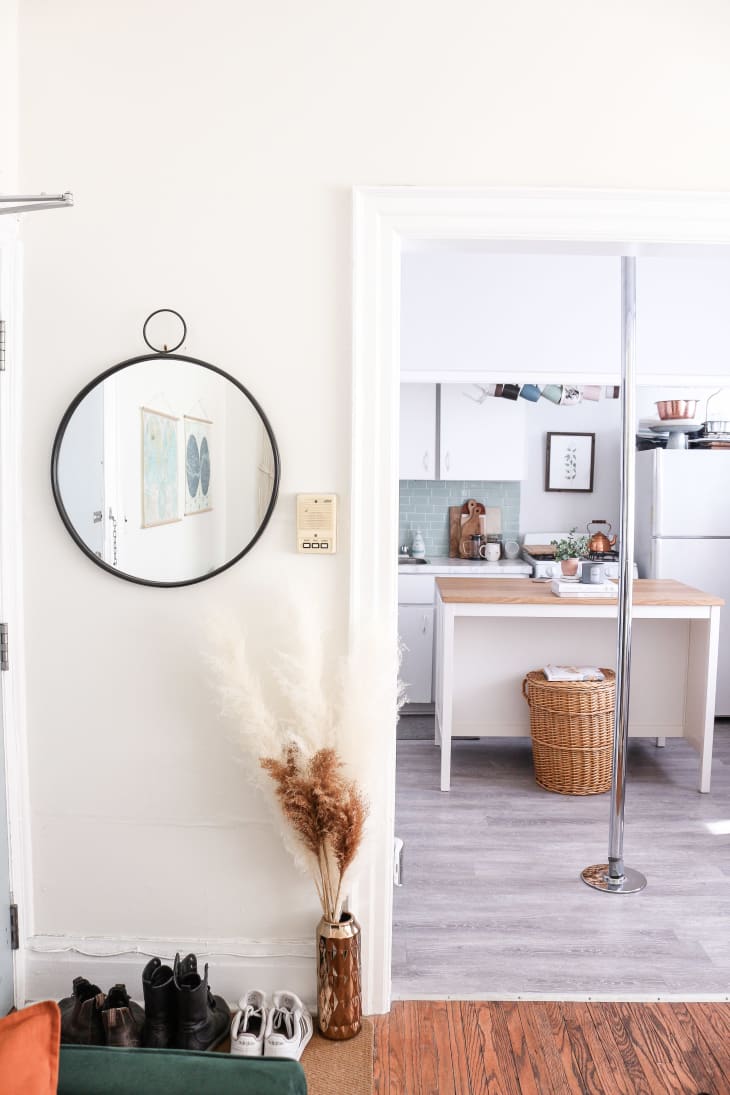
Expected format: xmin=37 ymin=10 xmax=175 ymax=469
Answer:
xmin=24 ymin=934 xmax=318 ymax=1012
xmin=394 ymin=990 xmax=730 ymax=1003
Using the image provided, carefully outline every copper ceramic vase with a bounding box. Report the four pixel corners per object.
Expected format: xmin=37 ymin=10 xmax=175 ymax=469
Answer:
xmin=316 ymin=912 xmax=362 ymax=1040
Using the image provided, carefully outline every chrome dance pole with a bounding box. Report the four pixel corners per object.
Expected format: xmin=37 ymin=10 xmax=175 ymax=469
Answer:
xmin=581 ymin=256 xmax=647 ymax=895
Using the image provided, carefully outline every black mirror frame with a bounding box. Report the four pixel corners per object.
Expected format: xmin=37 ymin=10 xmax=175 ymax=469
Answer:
xmin=50 ymin=351 xmax=281 ymax=588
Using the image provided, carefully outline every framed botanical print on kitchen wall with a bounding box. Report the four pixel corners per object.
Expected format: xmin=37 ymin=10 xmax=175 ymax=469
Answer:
xmin=545 ymin=432 xmax=595 ymax=492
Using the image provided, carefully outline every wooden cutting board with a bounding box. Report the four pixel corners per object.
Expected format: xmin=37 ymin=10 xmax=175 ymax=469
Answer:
xmin=458 ymin=499 xmax=482 ymax=556
xmin=448 ymin=507 xmax=462 ymax=557
xmin=460 ymin=499 xmax=486 ymax=518
xmin=449 ymin=499 xmax=487 ymax=556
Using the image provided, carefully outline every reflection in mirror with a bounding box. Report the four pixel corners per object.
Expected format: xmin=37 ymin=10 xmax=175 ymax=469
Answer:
xmin=52 ymin=355 xmax=280 ymax=586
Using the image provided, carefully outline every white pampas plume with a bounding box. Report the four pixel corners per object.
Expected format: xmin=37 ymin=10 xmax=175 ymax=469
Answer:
xmin=204 ymin=587 xmax=404 ymax=914
xmin=205 ymin=609 xmax=281 ymax=776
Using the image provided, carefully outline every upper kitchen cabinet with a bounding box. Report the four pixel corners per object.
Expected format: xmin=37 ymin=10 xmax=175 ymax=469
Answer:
xmin=399 ymin=383 xmax=437 ymax=479
xmin=439 ymin=385 xmax=527 ymax=480
xmin=400 ymin=250 xmax=620 ymax=382
xmin=637 ymin=257 xmax=730 ymax=382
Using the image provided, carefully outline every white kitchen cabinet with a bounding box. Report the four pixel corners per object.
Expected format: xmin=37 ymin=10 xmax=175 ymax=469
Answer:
xmin=401 ymin=251 xmax=620 ymax=380
xmin=637 ymin=257 xmax=730 ymax=381
xmin=439 ymin=385 xmax=527 ymax=480
xmin=399 ymin=383 xmax=437 ymax=479
xmin=398 ymin=603 xmax=434 ymax=703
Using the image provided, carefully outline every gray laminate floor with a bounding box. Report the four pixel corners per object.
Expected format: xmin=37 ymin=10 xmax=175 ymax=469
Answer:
xmin=392 ymin=723 xmax=730 ymax=998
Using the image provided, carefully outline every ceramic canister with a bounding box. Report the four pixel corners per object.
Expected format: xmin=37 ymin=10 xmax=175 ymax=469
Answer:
xmin=582 ymin=385 xmax=602 ymax=401
xmin=541 ymin=384 xmax=562 ymax=404
xmin=519 ymin=384 xmax=542 ymax=402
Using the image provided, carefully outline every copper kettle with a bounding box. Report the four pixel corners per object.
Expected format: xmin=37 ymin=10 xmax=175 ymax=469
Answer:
xmin=587 ymin=520 xmax=617 ymax=554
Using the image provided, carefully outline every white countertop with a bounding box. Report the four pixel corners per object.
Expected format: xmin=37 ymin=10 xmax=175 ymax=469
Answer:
xmin=399 ymin=556 xmax=531 ymax=576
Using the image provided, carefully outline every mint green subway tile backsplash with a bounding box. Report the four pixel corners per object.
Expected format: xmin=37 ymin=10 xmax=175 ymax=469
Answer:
xmin=399 ymin=481 xmax=520 ymax=556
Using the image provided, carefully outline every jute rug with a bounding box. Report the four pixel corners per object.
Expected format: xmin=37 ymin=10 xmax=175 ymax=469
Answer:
xmin=215 ymin=1018 xmax=374 ymax=1094
xmin=301 ymin=1018 xmax=374 ymax=1095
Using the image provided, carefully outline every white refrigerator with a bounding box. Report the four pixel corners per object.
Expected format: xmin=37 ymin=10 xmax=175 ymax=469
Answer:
xmin=635 ymin=449 xmax=730 ymax=716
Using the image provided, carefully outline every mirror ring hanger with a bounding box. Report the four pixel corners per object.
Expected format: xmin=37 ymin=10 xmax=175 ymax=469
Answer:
xmin=142 ymin=308 xmax=187 ymax=354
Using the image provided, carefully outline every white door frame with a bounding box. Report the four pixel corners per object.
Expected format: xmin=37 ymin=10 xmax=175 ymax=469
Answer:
xmin=350 ymin=186 xmax=730 ymax=1015
xmin=0 ymin=236 xmax=31 ymax=1008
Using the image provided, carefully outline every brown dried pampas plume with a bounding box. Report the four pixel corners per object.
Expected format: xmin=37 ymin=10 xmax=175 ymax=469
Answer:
xmin=261 ymin=743 xmax=368 ymax=922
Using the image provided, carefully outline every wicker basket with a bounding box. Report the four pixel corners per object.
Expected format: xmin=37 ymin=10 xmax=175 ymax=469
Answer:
xmin=522 ymin=669 xmax=616 ymax=795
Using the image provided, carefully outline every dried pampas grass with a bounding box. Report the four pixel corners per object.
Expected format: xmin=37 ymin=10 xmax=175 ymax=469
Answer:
xmin=261 ymin=744 xmax=367 ymax=921
xmin=206 ymin=586 xmax=403 ymax=920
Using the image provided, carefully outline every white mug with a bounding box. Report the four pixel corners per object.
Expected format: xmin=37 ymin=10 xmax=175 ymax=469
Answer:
xmin=480 ymin=542 xmax=501 ymax=562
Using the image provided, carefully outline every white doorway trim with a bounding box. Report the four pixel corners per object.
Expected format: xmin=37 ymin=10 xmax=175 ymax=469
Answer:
xmin=350 ymin=186 xmax=730 ymax=1015
xmin=0 ymin=237 xmax=31 ymax=1008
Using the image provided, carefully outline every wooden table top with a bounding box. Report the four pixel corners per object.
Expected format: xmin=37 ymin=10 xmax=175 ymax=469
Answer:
xmin=435 ymin=577 xmax=724 ymax=607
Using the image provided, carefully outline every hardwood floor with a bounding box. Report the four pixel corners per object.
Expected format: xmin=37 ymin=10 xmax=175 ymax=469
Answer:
xmin=393 ymin=726 xmax=730 ymax=996
xmin=373 ymin=1001 xmax=730 ymax=1094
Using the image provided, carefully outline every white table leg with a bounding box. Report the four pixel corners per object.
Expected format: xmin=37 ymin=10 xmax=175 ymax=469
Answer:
xmin=684 ymin=609 xmax=720 ymax=793
xmin=439 ymin=605 xmax=455 ymax=792
xmin=433 ymin=591 xmax=443 ymax=747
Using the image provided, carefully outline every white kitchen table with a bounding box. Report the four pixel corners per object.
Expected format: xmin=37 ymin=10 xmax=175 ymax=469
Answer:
xmin=434 ymin=578 xmax=723 ymax=793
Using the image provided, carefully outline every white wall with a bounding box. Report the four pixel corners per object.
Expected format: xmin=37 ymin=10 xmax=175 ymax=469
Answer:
xmin=0 ymin=0 xmax=19 ymax=249
xmin=520 ymin=396 xmax=621 ymax=534
xmin=0 ymin=0 xmax=18 ymax=198
xmin=401 ymin=251 xmax=620 ymax=378
xmin=14 ymin=0 xmax=730 ymax=1007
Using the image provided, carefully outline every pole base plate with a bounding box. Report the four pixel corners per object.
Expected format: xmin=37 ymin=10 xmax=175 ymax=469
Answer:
xmin=581 ymin=863 xmax=647 ymax=893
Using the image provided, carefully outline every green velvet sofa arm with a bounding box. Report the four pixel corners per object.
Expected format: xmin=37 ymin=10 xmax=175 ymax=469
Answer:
xmin=58 ymin=1045 xmax=307 ymax=1095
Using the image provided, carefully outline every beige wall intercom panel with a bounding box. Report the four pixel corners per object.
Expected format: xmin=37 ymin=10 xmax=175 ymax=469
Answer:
xmin=297 ymin=494 xmax=337 ymax=553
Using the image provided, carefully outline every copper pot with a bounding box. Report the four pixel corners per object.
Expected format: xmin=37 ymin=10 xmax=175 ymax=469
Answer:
xmin=656 ymin=399 xmax=697 ymax=421
xmin=587 ymin=520 xmax=617 ymax=554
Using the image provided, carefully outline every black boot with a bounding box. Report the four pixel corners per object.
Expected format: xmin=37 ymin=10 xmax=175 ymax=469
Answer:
xmin=101 ymin=983 xmax=145 ymax=1048
xmin=59 ymin=977 xmax=105 ymax=1045
xmin=142 ymin=957 xmax=176 ymax=1048
xmin=173 ymin=953 xmax=230 ymax=1051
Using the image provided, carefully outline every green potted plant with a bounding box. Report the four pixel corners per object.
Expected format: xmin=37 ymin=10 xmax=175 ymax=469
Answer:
xmin=551 ymin=528 xmax=588 ymax=577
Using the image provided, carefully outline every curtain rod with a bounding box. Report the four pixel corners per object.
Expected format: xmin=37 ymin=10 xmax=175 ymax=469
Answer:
xmin=0 ymin=192 xmax=73 ymax=216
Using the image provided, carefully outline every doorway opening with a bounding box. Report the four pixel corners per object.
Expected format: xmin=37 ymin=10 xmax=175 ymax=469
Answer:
xmin=350 ymin=188 xmax=730 ymax=1013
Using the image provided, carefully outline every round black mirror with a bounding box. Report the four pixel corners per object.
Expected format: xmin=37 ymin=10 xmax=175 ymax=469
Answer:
xmin=51 ymin=352 xmax=280 ymax=587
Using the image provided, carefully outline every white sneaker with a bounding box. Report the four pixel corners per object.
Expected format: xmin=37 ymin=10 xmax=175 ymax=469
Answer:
xmin=230 ymin=990 xmax=268 ymax=1056
xmin=264 ymin=991 xmax=313 ymax=1060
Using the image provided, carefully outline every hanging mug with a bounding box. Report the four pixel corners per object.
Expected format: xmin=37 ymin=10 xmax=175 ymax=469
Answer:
xmin=519 ymin=384 xmax=542 ymax=402
xmin=500 ymin=383 xmax=520 ymax=401
xmin=541 ymin=384 xmax=563 ymax=404
xmin=560 ymin=386 xmax=583 ymax=406
xmin=583 ymin=385 xmax=602 ymax=401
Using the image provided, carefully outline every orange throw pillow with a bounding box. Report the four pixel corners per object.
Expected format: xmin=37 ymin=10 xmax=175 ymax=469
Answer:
xmin=0 ymin=1000 xmax=60 ymax=1095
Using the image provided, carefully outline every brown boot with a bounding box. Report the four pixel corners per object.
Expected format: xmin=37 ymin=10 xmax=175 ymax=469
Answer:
xmin=59 ymin=977 xmax=105 ymax=1045
xmin=101 ymin=983 xmax=145 ymax=1047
